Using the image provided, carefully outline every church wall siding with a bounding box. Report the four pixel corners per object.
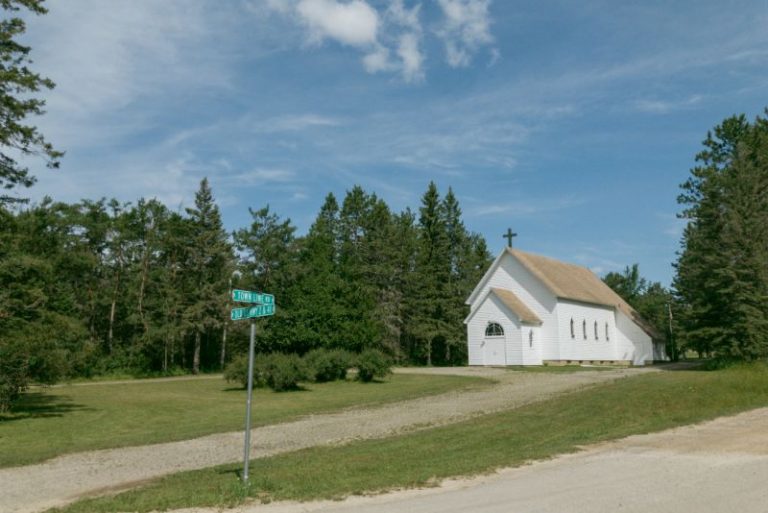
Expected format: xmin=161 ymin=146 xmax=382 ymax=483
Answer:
xmin=616 ymin=310 xmax=653 ymax=365
xmin=469 ymin=254 xmax=559 ymax=361
xmin=554 ymin=300 xmax=617 ymax=362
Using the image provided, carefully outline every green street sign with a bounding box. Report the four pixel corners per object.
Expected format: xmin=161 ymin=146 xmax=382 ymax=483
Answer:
xmin=232 ymin=289 xmax=274 ymax=304
xmin=231 ymin=303 xmax=276 ymax=321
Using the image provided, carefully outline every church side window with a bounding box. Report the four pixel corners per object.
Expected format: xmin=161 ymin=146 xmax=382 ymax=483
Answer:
xmin=485 ymin=322 xmax=504 ymax=337
xmin=582 ymin=319 xmax=587 ymax=340
xmin=570 ymin=318 xmax=575 ymax=339
xmin=594 ymin=321 xmax=599 ymax=340
xmin=529 ymin=330 xmax=534 ymax=347
xmin=605 ymin=322 xmax=610 ymax=341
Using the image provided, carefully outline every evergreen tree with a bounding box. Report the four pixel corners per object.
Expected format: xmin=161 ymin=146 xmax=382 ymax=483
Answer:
xmin=0 ymin=0 xmax=62 ymax=204
xmin=183 ymin=178 xmax=233 ymax=373
xmin=408 ymin=182 xmax=451 ymax=365
xmin=674 ymin=111 xmax=768 ymax=360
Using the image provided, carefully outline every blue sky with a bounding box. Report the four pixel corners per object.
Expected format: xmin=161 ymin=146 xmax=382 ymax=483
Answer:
xmin=18 ymin=0 xmax=768 ymax=285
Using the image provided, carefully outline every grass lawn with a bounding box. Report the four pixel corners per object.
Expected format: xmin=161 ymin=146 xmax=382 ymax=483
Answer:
xmin=0 ymin=373 xmax=491 ymax=468
xmin=53 ymin=363 xmax=768 ymax=513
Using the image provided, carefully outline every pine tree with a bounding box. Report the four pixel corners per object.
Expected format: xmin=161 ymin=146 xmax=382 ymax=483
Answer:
xmin=0 ymin=0 xmax=62 ymax=204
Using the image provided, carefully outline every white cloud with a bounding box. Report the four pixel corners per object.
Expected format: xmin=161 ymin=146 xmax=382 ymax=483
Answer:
xmin=387 ymin=0 xmax=421 ymax=31
xmin=398 ymin=33 xmax=424 ymax=82
xmin=267 ymin=0 xmax=428 ymax=82
xmin=296 ymin=0 xmax=379 ymax=47
xmin=436 ymin=0 xmax=495 ymax=67
xmin=363 ymin=44 xmax=396 ymax=73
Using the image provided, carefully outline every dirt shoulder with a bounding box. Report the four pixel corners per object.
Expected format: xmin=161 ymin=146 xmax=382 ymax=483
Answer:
xmin=0 ymin=367 xmax=651 ymax=513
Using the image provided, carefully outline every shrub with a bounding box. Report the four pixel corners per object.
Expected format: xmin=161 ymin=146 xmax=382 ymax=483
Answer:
xmin=224 ymin=355 xmax=248 ymax=388
xmin=224 ymin=354 xmax=266 ymax=389
xmin=355 ymin=349 xmax=392 ymax=383
xmin=262 ymin=353 xmax=308 ymax=391
xmin=304 ymin=348 xmax=353 ymax=383
xmin=225 ymin=353 xmax=307 ymax=391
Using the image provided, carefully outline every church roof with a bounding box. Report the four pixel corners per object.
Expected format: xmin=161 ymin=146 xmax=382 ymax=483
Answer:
xmin=490 ymin=287 xmax=542 ymax=326
xmin=507 ymin=248 xmax=660 ymax=339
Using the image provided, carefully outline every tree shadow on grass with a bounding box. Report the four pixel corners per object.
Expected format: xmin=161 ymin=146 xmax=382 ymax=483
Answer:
xmin=0 ymin=392 xmax=88 ymax=422
xmin=655 ymin=361 xmax=706 ymax=372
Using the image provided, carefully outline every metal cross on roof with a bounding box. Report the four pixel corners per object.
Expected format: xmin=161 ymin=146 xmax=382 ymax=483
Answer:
xmin=503 ymin=228 xmax=518 ymax=248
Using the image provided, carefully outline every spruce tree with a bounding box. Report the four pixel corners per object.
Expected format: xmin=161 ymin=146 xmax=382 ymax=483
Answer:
xmin=408 ymin=182 xmax=451 ymax=365
xmin=183 ymin=178 xmax=233 ymax=373
xmin=675 ymin=111 xmax=768 ymax=360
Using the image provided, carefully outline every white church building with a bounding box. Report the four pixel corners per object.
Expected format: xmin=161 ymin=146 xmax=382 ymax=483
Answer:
xmin=465 ymin=248 xmax=668 ymax=366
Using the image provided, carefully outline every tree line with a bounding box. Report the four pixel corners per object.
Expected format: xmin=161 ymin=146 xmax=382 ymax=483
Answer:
xmin=0 ymin=179 xmax=491 ymax=409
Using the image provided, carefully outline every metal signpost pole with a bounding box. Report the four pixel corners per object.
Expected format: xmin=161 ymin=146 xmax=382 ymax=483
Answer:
xmin=242 ymin=319 xmax=256 ymax=482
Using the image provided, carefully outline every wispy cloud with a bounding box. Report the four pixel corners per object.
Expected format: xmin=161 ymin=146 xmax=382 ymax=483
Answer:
xmin=633 ymin=94 xmax=704 ymax=114
xmin=257 ymin=114 xmax=343 ymax=132
xmin=436 ymin=0 xmax=496 ymax=67
xmin=226 ymin=168 xmax=296 ymax=184
xmin=26 ymin=1 xmax=230 ymax=150
xmin=471 ymin=196 xmax=585 ymax=217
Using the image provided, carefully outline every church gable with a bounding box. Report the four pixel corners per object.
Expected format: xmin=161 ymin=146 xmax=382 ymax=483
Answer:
xmin=465 ymin=287 xmax=542 ymax=326
xmin=466 ymin=250 xmax=556 ymax=316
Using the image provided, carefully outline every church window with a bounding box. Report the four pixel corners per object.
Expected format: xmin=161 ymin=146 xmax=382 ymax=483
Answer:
xmin=594 ymin=321 xmax=599 ymax=340
xmin=529 ymin=330 xmax=534 ymax=347
xmin=485 ymin=322 xmax=504 ymax=337
xmin=570 ymin=318 xmax=575 ymax=339
xmin=582 ymin=320 xmax=587 ymax=340
xmin=605 ymin=322 xmax=610 ymax=341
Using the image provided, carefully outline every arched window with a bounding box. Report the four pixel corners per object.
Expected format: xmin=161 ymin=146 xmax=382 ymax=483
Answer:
xmin=594 ymin=321 xmax=599 ymax=340
xmin=485 ymin=322 xmax=504 ymax=337
xmin=605 ymin=322 xmax=610 ymax=341
xmin=529 ymin=330 xmax=534 ymax=347
xmin=570 ymin=318 xmax=575 ymax=339
xmin=582 ymin=319 xmax=587 ymax=340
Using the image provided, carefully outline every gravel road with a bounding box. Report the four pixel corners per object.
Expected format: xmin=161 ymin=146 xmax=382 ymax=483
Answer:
xmin=180 ymin=406 xmax=768 ymax=513
xmin=0 ymin=367 xmax=652 ymax=513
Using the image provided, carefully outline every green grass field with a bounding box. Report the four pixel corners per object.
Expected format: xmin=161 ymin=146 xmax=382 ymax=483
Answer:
xmin=53 ymin=364 xmax=768 ymax=513
xmin=0 ymin=373 xmax=491 ymax=468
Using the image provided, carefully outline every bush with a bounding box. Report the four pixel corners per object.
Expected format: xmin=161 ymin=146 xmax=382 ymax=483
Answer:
xmin=355 ymin=349 xmax=392 ymax=383
xmin=224 ymin=355 xmax=250 ymax=388
xmin=304 ymin=348 xmax=353 ymax=383
xmin=225 ymin=353 xmax=307 ymax=392
xmin=262 ymin=353 xmax=308 ymax=391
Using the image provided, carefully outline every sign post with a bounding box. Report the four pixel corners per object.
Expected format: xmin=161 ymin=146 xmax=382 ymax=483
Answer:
xmin=230 ymin=289 xmax=276 ymax=483
xmin=242 ymin=319 xmax=256 ymax=482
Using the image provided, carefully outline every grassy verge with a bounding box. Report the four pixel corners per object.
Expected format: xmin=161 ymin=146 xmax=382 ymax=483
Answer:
xmin=0 ymin=373 xmax=490 ymax=468
xmin=53 ymin=364 xmax=768 ymax=513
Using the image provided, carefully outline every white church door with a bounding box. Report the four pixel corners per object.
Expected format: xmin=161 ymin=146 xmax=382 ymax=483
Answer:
xmin=483 ymin=322 xmax=507 ymax=365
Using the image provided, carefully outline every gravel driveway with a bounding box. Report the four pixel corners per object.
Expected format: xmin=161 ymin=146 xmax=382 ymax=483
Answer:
xmin=0 ymin=367 xmax=654 ymax=513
